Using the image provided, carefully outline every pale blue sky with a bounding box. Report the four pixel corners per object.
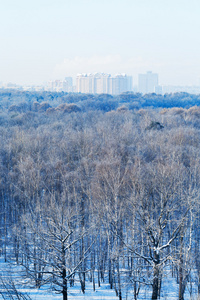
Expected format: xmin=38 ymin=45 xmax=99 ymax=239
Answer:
xmin=1 ymin=0 xmax=200 ymax=85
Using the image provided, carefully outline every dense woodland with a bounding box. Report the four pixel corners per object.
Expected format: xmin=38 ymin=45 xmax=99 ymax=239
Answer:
xmin=1 ymin=90 xmax=200 ymax=299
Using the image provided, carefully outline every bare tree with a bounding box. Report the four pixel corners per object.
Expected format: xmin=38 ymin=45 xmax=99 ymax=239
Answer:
xmin=127 ymin=156 xmax=193 ymax=300
xmin=15 ymin=190 xmax=94 ymax=300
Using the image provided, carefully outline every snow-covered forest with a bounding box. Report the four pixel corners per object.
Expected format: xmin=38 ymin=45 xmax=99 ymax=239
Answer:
xmin=1 ymin=91 xmax=200 ymax=299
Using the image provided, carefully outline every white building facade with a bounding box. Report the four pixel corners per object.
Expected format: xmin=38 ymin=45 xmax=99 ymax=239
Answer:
xmin=46 ymin=77 xmax=73 ymax=92
xmin=76 ymin=73 xmax=133 ymax=95
xmin=138 ymin=71 xmax=159 ymax=94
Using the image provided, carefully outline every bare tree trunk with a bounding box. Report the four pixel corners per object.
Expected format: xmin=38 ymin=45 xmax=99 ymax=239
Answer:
xmin=178 ymin=232 xmax=187 ymax=300
xmin=116 ymin=258 xmax=122 ymax=300
xmin=152 ymin=250 xmax=160 ymax=300
xmin=109 ymin=258 xmax=113 ymax=289
xmin=152 ymin=264 xmax=159 ymax=300
xmin=178 ymin=255 xmax=184 ymax=300
xmin=62 ymin=267 xmax=68 ymax=300
xmin=62 ymin=243 xmax=68 ymax=300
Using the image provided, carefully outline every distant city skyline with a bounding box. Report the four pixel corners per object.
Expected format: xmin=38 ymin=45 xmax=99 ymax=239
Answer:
xmin=1 ymin=0 xmax=200 ymax=86
xmin=2 ymin=70 xmax=200 ymax=95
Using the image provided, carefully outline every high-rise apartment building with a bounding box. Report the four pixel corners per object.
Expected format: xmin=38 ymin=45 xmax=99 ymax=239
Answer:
xmin=76 ymin=73 xmax=132 ymax=95
xmin=47 ymin=77 xmax=73 ymax=92
xmin=76 ymin=73 xmax=96 ymax=93
xmin=111 ymin=74 xmax=133 ymax=95
xmin=138 ymin=71 xmax=158 ymax=94
xmin=65 ymin=77 xmax=73 ymax=87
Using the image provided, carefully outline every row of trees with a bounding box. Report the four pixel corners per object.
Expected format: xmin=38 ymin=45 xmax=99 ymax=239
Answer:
xmin=1 ymin=102 xmax=200 ymax=299
xmin=1 ymin=90 xmax=200 ymax=114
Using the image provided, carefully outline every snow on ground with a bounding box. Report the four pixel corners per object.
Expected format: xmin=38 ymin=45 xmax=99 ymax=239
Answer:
xmin=0 ymin=257 xmax=199 ymax=299
xmin=0 ymin=257 xmax=119 ymax=300
xmin=16 ymin=284 xmax=119 ymax=300
xmin=22 ymin=283 xmax=120 ymax=300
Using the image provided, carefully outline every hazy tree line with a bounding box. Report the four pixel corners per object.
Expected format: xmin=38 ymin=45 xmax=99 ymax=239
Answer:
xmin=1 ymin=90 xmax=200 ymax=115
xmin=1 ymin=91 xmax=200 ymax=299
